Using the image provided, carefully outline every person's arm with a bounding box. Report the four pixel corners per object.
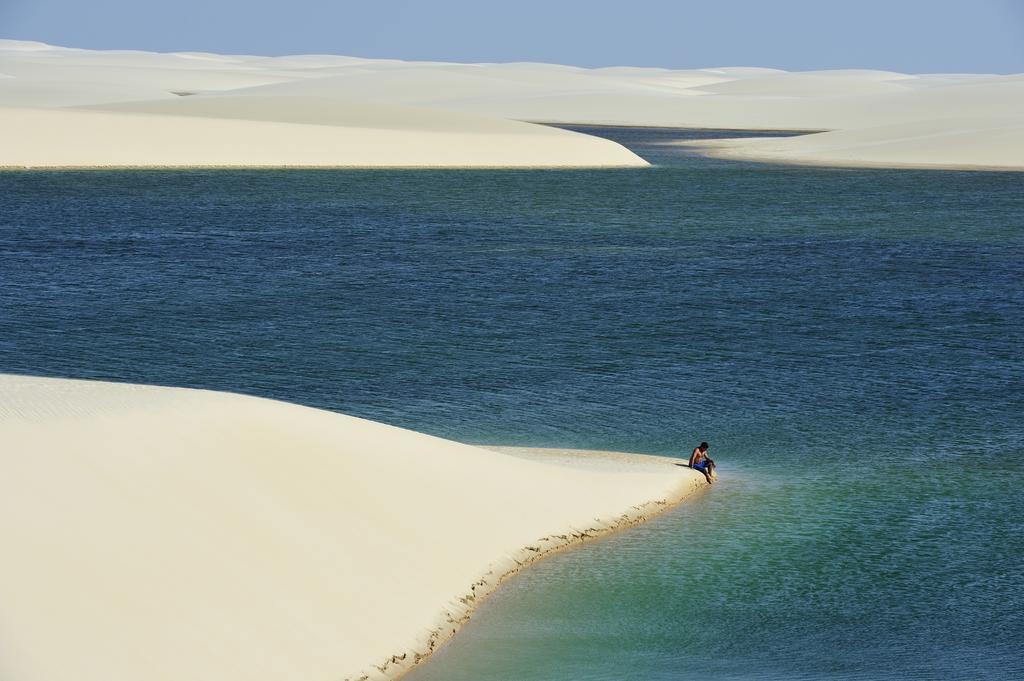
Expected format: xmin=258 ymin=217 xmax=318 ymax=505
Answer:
xmin=689 ymin=448 xmax=699 ymax=467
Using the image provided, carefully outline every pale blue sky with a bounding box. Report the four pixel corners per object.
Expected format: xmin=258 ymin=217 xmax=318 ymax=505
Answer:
xmin=2 ymin=0 xmax=1023 ymax=73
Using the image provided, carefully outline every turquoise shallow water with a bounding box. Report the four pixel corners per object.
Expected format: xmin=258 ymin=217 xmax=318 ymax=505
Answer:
xmin=1 ymin=128 xmax=1022 ymax=679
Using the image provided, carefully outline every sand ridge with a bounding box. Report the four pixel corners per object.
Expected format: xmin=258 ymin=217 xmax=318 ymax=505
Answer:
xmin=0 ymin=374 xmax=707 ymax=681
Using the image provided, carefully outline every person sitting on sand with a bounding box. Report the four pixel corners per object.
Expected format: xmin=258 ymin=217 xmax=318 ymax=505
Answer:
xmin=689 ymin=442 xmax=716 ymax=484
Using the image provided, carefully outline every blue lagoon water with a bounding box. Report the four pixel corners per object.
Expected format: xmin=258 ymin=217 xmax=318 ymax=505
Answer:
xmin=1 ymin=128 xmax=1022 ymax=679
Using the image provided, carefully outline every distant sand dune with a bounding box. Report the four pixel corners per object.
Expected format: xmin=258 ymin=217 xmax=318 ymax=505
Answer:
xmin=0 ymin=375 xmax=706 ymax=681
xmin=0 ymin=38 xmax=1021 ymax=168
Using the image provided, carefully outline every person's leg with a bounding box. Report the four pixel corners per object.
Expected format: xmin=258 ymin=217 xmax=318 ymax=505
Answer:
xmin=693 ymin=461 xmax=713 ymax=484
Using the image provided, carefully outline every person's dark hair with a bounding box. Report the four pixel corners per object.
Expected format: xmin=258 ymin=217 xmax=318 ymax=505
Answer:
xmin=700 ymin=442 xmax=709 ymax=451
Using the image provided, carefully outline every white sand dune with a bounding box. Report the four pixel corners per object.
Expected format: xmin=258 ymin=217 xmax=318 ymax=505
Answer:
xmin=0 ymin=39 xmax=1020 ymax=168
xmin=0 ymin=375 xmax=706 ymax=681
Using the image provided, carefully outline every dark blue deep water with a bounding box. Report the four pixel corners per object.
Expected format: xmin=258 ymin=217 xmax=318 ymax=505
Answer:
xmin=1 ymin=128 xmax=1022 ymax=680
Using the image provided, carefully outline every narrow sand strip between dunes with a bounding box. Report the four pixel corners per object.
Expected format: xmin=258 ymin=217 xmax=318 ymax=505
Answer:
xmin=0 ymin=375 xmax=706 ymax=681
xmin=674 ymin=117 xmax=1024 ymax=171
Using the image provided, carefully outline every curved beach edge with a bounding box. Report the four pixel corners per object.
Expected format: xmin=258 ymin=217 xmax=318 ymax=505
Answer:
xmin=372 ymin=447 xmax=709 ymax=681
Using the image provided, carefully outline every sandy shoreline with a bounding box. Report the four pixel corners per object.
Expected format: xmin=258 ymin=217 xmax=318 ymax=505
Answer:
xmin=384 ymin=446 xmax=708 ymax=680
xmin=0 ymin=375 xmax=707 ymax=681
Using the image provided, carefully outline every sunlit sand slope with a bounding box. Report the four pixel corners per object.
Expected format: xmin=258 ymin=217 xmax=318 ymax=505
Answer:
xmin=0 ymin=105 xmax=646 ymax=168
